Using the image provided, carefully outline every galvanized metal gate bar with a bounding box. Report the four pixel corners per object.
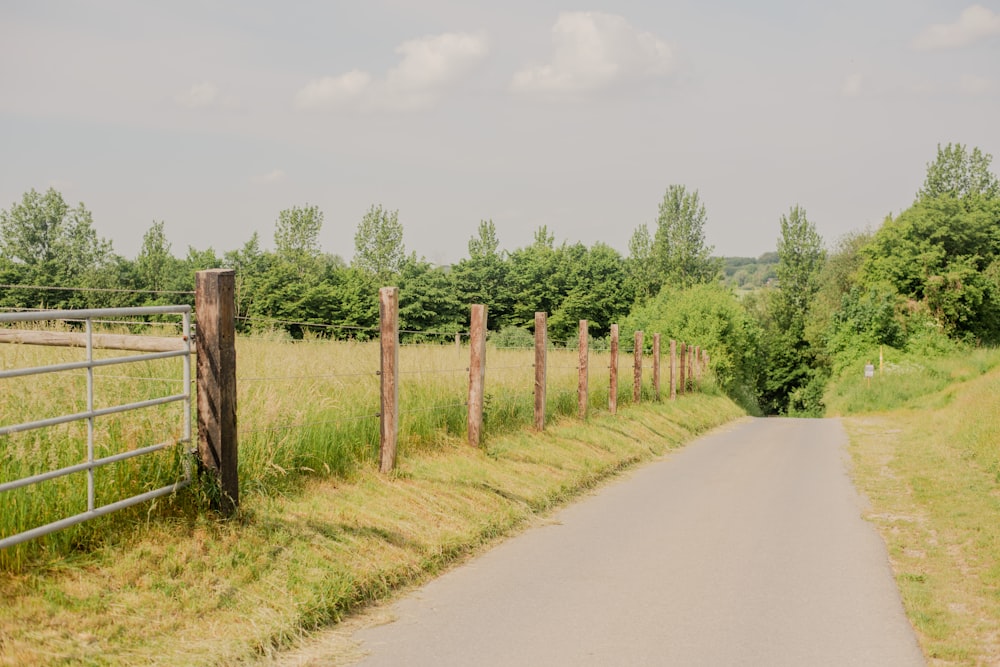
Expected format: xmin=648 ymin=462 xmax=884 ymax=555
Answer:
xmin=0 ymin=305 xmax=193 ymax=551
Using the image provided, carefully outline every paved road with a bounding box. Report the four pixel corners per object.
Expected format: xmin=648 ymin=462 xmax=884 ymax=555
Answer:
xmin=350 ymin=418 xmax=924 ymax=666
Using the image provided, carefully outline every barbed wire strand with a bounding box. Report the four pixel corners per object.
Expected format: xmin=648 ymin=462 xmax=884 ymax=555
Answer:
xmin=237 ymin=315 xmax=379 ymax=334
xmin=0 ymin=283 xmax=194 ymax=295
xmin=400 ymin=402 xmax=467 ymax=415
xmin=398 ymin=368 xmax=467 ymax=376
xmin=241 ymin=412 xmax=381 ymax=435
xmin=239 ymin=371 xmax=377 ymax=382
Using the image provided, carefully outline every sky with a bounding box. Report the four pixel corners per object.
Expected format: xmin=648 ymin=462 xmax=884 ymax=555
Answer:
xmin=1 ymin=1 xmax=999 ymax=266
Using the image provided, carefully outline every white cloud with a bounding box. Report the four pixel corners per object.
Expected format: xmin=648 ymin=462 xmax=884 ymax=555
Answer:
xmin=294 ymin=70 xmax=373 ymax=109
xmin=295 ymin=32 xmax=489 ymax=112
xmin=254 ymin=169 xmax=286 ymax=184
xmin=174 ymin=82 xmax=236 ymax=109
xmin=841 ymin=73 xmax=863 ymax=97
xmin=912 ymin=5 xmax=1000 ymax=50
xmin=510 ymin=12 xmax=674 ymax=95
xmin=959 ymin=73 xmax=995 ymax=95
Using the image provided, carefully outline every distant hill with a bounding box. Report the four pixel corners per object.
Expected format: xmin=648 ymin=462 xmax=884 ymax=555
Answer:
xmin=719 ymin=252 xmax=778 ymax=292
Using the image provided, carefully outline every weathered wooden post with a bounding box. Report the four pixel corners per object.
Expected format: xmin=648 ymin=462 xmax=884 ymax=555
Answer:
xmin=688 ymin=344 xmax=696 ymax=391
xmin=691 ymin=345 xmax=701 ymax=391
xmin=669 ymin=339 xmax=677 ymax=401
xmin=534 ymin=312 xmax=547 ymax=431
xmin=379 ymin=287 xmax=399 ymax=473
xmin=455 ymin=332 xmax=461 ymax=351
xmin=196 ymin=269 xmax=238 ymax=515
xmin=633 ymin=330 xmax=643 ymax=404
xmin=678 ymin=342 xmax=687 ymax=396
xmin=578 ymin=320 xmax=589 ymax=420
xmin=652 ymin=334 xmax=661 ymax=401
xmin=467 ymin=304 xmax=487 ymax=447
xmin=609 ymin=324 xmax=619 ymax=415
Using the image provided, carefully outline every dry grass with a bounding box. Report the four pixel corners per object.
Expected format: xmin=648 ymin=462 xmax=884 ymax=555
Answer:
xmin=0 ymin=393 xmax=743 ymax=665
xmin=845 ymin=364 xmax=1000 ymax=665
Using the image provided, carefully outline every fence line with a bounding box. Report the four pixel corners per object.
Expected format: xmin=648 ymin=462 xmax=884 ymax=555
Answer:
xmin=1 ymin=274 xmax=712 ymax=551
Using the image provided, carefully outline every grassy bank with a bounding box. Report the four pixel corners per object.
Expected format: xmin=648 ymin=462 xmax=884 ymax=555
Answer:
xmin=839 ymin=349 xmax=1000 ymax=664
xmin=0 ymin=393 xmax=743 ymax=665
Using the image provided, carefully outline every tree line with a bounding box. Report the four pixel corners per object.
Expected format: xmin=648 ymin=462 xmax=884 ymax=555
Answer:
xmin=2 ymin=143 xmax=997 ymax=415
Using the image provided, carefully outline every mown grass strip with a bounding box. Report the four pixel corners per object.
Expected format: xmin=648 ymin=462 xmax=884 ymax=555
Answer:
xmin=0 ymin=394 xmax=744 ymax=666
xmin=844 ymin=363 xmax=1000 ymax=665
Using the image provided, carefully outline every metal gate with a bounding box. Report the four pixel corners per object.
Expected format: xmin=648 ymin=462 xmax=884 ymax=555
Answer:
xmin=0 ymin=305 xmax=193 ymax=550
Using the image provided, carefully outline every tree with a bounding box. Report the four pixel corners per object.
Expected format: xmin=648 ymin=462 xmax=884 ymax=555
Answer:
xmin=775 ymin=205 xmax=825 ymax=318
xmin=275 ymin=204 xmax=323 ymax=260
xmin=0 ymin=188 xmax=112 ymax=307
xmin=758 ymin=205 xmax=827 ymax=416
xmin=918 ymin=143 xmax=999 ymax=204
xmin=626 ymin=223 xmax=658 ymax=301
xmin=136 ymin=221 xmax=183 ymax=295
xmin=468 ymin=219 xmax=500 ymax=259
xmin=452 ymin=220 xmax=512 ymax=328
xmin=354 ymin=205 xmax=405 ymax=285
xmin=652 ymin=185 xmax=719 ymax=289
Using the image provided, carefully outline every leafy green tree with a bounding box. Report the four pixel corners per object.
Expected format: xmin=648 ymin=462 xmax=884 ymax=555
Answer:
xmin=354 ymin=205 xmax=405 ymax=285
xmin=549 ymin=242 xmax=631 ymax=340
xmin=0 ymin=188 xmax=112 ymax=307
xmin=653 ymin=185 xmax=719 ymax=289
xmin=775 ymin=205 xmax=826 ymax=320
xmin=626 ymin=223 xmax=658 ymax=301
xmin=135 ymin=220 xmax=186 ymax=298
xmin=398 ymin=256 xmax=463 ymax=340
xmin=452 ymin=220 xmax=513 ymax=328
xmin=759 ymin=205 xmax=827 ymax=416
xmin=274 ymin=204 xmax=324 ymax=277
xmin=918 ymin=143 xmax=999 ymax=204
xmin=623 ymin=283 xmax=764 ymax=413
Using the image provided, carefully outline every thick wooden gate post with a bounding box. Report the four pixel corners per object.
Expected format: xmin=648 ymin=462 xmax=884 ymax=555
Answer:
xmin=678 ymin=342 xmax=687 ymax=396
xmin=633 ymin=331 xmax=643 ymax=404
xmin=379 ymin=287 xmax=399 ymax=473
xmin=669 ymin=339 xmax=677 ymax=401
xmin=467 ymin=304 xmax=488 ymax=447
xmin=578 ymin=320 xmax=589 ymax=420
xmin=534 ymin=312 xmax=547 ymax=431
xmin=196 ymin=269 xmax=238 ymax=515
xmin=652 ymin=334 xmax=661 ymax=401
xmin=609 ymin=324 xmax=619 ymax=415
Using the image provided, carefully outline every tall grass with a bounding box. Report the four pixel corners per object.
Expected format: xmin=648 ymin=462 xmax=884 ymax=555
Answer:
xmin=823 ymin=346 xmax=1000 ymax=415
xmin=1 ymin=332 xmax=674 ymax=570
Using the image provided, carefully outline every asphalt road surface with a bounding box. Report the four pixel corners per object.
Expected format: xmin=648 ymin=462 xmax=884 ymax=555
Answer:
xmin=350 ymin=418 xmax=924 ymax=666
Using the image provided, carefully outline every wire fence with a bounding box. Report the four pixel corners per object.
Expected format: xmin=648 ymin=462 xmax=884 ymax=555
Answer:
xmin=1 ymin=277 xmax=709 ymax=560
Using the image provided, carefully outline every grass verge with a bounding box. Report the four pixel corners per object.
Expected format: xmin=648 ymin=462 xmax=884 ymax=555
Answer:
xmin=0 ymin=393 xmax=743 ymax=666
xmin=844 ymin=361 xmax=1000 ymax=665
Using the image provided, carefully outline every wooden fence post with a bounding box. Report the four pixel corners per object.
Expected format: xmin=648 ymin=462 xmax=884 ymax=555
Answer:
xmin=688 ymin=344 xmax=696 ymax=391
xmin=694 ymin=345 xmax=702 ymax=391
xmin=633 ymin=330 xmax=643 ymax=404
xmin=678 ymin=342 xmax=687 ymax=396
xmin=609 ymin=324 xmax=619 ymax=415
xmin=578 ymin=320 xmax=589 ymax=420
xmin=467 ymin=304 xmax=487 ymax=447
xmin=652 ymin=334 xmax=661 ymax=401
xmin=669 ymin=339 xmax=677 ymax=401
xmin=534 ymin=312 xmax=547 ymax=431
xmin=195 ymin=269 xmax=238 ymax=515
xmin=379 ymin=287 xmax=399 ymax=473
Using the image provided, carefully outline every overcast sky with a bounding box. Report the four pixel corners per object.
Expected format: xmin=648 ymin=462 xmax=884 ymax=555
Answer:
xmin=1 ymin=1 xmax=998 ymax=265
